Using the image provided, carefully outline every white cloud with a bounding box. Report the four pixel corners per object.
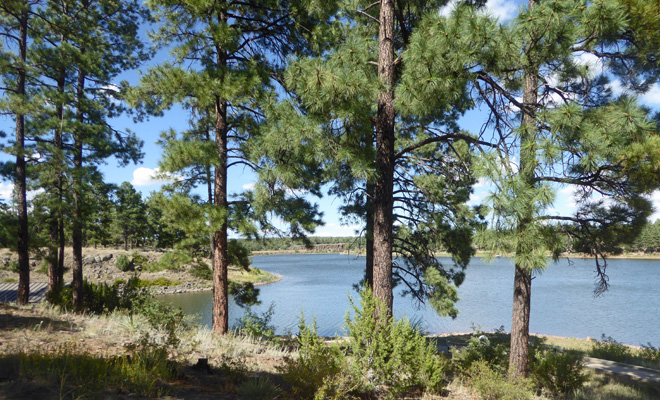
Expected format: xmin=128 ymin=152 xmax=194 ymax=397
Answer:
xmin=641 ymin=84 xmax=660 ymax=105
xmin=0 ymin=182 xmax=13 ymax=199
xmin=649 ymin=190 xmax=660 ymax=221
xmin=574 ymin=52 xmax=604 ymax=79
xmin=131 ymin=167 xmax=176 ymax=187
xmin=242 ymin=182 xmax=255 ymax=191
xmin=474 ymin=177 xmax=491 ymax=188
xmin=558 ymin=185 xmax=578 ymax=208
xmin=468 ymin=192 xmax=482 ymax=206
xmin=486 ymin=0 xmax=518 ymax=21
xmin=440 ymin=0 xmax=518 ymax=21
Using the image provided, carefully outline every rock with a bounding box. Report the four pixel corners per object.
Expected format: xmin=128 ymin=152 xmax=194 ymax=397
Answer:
xmin=102 ymin=254 xmax=113 ymax=261
xmin=94 ymin=256 xmax=103 ymax=264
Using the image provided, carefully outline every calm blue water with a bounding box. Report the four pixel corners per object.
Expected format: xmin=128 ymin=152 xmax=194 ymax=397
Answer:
xmin=158 ymin=254 xmax=660 ymax=346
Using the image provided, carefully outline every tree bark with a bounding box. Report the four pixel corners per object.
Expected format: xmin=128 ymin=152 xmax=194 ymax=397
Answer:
xmin=72 ymin=62 xmax=86 ymax=311
xmin=212 ymin=94 xmax=228 ymax=334
xmin=15 ymin=4 xmax=30 ymax=305
xmin=365 ymin=180 xmax=374 ymax=288
xmin=212 ymin=15 xmax=229 ymax=332
xmin=49 ymin=65 xmax=66 ymax=293
xmin=372 ymin=0 xmax=396 ymax=318
xmin=509 ymin=0 xmax=538 ymax=377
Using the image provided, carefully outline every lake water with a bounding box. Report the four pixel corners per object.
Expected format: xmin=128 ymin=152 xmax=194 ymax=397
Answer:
xmin=158 ymin=254 xmax=660 ymax=346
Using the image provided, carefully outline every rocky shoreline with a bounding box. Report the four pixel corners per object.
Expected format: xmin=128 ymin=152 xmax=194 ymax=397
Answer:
xmin=0 ymin=247 xmax=281 ymax=296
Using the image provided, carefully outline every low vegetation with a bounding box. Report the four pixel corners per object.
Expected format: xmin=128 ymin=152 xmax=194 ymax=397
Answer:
xmin=0 ymin=290 xmax=659 ymax=399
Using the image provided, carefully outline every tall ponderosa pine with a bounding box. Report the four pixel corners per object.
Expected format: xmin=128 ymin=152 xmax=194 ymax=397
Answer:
xmin=401 ymin=0 xmax=660 ymax=376
xmin=49 ymin=0 xmax=146 ymax=309
xmin=133 ymin=0 xmax=325 ymax=333
xmin=0 ymin=0 xmax=33 ymax=305
xmin=285 ymin=0 xmax=485 ymax=319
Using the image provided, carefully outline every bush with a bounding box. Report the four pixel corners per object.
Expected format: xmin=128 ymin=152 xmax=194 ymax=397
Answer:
xmin=465 ymin=360 xmax=535 ymax=400
xmin=531 ymin=348 xmax=587 ymax=397
xmin=132 ymin=296 xmax=186 ymax=347
xmin=236 ymin=376 xmax=281 ymax=400
xmin=131 ymin=252 xmax=149 ymax=270
xmin=279 ymin=317 xmax=345 ymax=399
xmin=639 ymin=343 xmax=660 ymax=368
xmin=452 ymin=334 xmax=509 ymax=374
xmin=344 ymin=288 xmax=448 ymax=397
xmin=115 ymin=254 xmax=134 ymax=272
xmin=145 ymin=250 xmax=191 ymax=272
xmin=234 ymin=304 xmax=277 ymax=342
xmin=589 ymin=335 xmax=632 ymax=363
xmin=47 ymin=279 xmax=140 ymax=314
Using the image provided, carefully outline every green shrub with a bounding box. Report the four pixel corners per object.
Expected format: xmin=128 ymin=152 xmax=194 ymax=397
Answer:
xmin=131 ymin=252 xmax=149 ymax=270
xmin=280 ymin=317 xmax=345 ymax=399
xmin=145 ymin=250 xmax=191 ymax=272
xmin=132 ymin=296 xmax=186 ymax=347
xmin=589 ymin=335 xmax=632 ymax=363
xmin=639 ymin=343 xmax=660 ymax=368
xmin=465 ymin=361 xmax=535 ymax=400
xmin=189 ymin=262 xmax=212 ymax=280
xmin=115 ymin=254 xmax=134 ymax=272
xmin=47 ymin=279 xmax=140 ymax=314
xmin=531 ymin=348 xmax=587 ymax=397
xmin=236 ymin=376 xmax=280 ymax=400
xmin=344 ymin=288 xmax=448 ymax=397
xmin=234 ymin=304 xmax=277 ymax=342
xmin=136 ymin=277 xmax=181 ymax=288
xmin=8 ymin=342 xmax=175 ymax=398
xmin=452 ymin=334 xmax=510 ymax=374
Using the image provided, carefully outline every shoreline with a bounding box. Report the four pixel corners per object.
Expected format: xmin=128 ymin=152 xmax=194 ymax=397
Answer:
xmin=251 ymin=249 xmax=660 ymax=260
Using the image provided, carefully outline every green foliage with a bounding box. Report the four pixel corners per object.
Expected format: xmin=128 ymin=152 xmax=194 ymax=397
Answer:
xmin=588 ymin=335 xmax=632 ymax=363
xmin=280 ymin=316 xmax=345 ymax=399
xmin=132 ymin=296 xmax=186 ymax=347
xmin=234 ymin=304 xmax=277 ymax=343
xmin=47 ymin=279 xmax=140 ymax=315
xmin=115 ymin=254 xmax=134 ymax=272
xmin=452 ymin=335 xmax=509 ymax=373
xmin=531 ymin=349 xmax=587 ymax=397
xmin=344 ymin=288 xmax=448 ymax=397
xmin=189 ymin=262 xmax=212 ymax=280
xmin=3 ymin=342 xmax=175 ymax=398
xmin=136 ymin=277 xmax=181 ymax=288
xmin=131 ymin=252 xmax=149 ymax=270
xmin=236 ymin=376 xmax=281 ymax=400
xmin=145 ymin=250 xmax=191 ymax=272
xmin=464 ymin=361 xmax=535 ymax=400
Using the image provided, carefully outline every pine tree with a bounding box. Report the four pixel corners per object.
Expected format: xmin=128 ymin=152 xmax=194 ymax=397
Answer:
xmin=284 ymin=0 xmax=485 ymax=319
xmin=400 ymin=0 xmax=660 ymax=376
xmin=130 ymin=0 xmax=326 ymax=333
xmin=0 ymin=0 xmax=34 ymax=305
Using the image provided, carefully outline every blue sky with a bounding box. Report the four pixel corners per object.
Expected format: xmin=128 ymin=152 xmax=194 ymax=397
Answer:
xmin=2 ymin=0 xmax=660 ymax=237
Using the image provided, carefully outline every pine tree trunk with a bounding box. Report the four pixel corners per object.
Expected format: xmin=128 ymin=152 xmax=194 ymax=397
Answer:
xmin=509 ymin=2 xmax=538 ymax=375
xmin=72 ymin=64 xmax=86 ymax=311
xmin=372 ymin=0 xmax=396 ymax=318
xmin=49 ymin=66 xmax=66 ymax=293
xmin=16 ymin=5 xmax=30 ymax=305
xmin=365 ymin=180 xmax=374 ymax=288
xmin=211 ymin=18 xmax=229 ymax=332
xmin=212 ymin=94 xmax=229 ymax=334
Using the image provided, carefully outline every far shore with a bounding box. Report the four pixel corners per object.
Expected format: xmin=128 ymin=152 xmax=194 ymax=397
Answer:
xmin=252 ymin=248 xmax=660 ymax=260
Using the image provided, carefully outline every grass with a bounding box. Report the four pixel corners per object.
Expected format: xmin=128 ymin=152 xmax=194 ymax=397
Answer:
xmin=1 ymin=304 xmax=659 ymax=399
xmin=136 ymin=277 xmax=182 ymax=288
xmin=228 ymin=266 xmax=280 ymax=285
